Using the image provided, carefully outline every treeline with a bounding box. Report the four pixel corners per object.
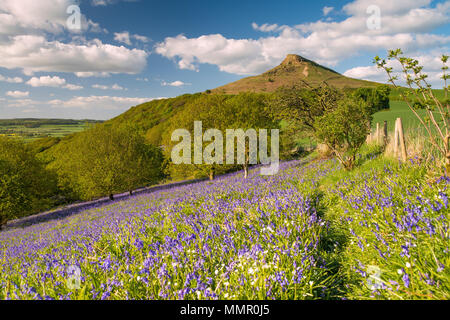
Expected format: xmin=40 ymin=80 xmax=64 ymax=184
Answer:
xmin=0 ymin=118 xmax=102 ymax=127
xmin=0 ymin=85 xmax=390 ymax=227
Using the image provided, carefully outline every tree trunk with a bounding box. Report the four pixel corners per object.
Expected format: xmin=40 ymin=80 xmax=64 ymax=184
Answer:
xmin=244 ymin=144 xmax=249 ymax=179
xmin=383 ymin=121 xmax=388 ymax=147
xmin=129 ymin=190 xmax=133 ymax=196
xmin=209 ymin=167 xmax=215 ymax=181
xmin=109 ymin=194 xmax=114 ymax=201
xmin=244 ymin=163 xmax=249 ymax=179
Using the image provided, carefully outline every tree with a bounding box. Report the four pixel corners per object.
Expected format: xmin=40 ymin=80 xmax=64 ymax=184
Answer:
xmin=48 ymin=124 xmax=165 ymax=201
xmin=162 ymin=93 xmax=278 ymax=180
xmin=314 ymin=97 xmax=373 ymax=170
xmin=271 ymin=83 xmax=344 ymax=135
xmin=0 ymin=137 xmax=57 ymax=228
xmin=224 ymin=93 xmax=278 ymax=178
xmin=375 ymin=49 xmax=450 ymax=174
xmin=272 ymin=82 xmax=374 ymax=170
xmin=352 ymin=85 xmax=391 ymax=113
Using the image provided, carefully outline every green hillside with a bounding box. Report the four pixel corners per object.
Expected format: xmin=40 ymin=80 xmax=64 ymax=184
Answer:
xmin=213 ymin=54 xmax=380 ymax=94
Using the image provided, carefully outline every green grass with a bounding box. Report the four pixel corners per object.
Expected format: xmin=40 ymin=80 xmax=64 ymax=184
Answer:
xmin=390 ymin=87 xmax=447 ymax=102
xmin=371 ymin=101 xmax=445 ymax=133
xmin=0 ymin=122 xmax=96 ymax=142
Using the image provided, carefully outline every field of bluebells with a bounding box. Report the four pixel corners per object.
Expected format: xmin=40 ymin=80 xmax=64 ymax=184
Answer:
xmin=0 ymin=150 xmax=448 ymax=300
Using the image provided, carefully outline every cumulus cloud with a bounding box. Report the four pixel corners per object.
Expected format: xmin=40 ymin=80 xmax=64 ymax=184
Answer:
xmin=0 ymin=74 xmax=23 ymax=83
xmin=0 ymin=36 xmax=148 ymax=75
xmin=25 ymin=75 xmax=83 ymax=90
xmin=0 ymin=1 xmax=148 ymax=76
xmin=0 ymin=0 xmax=101 ymax=35
xmin=6 ymin=90 xmax=29 ymax=98
xmin=156 ymin=0 xmax=450 ymax=75
xmin=92 ymin=83 xmax=124 ymax=90
xmin=161 ymin=80 xmax=190 ymax=87
xmin=49 ymin=95 xmax=161 ymax=110
xmin=343 ymin=51 xmax=449 ymax=86
xmin=75 ymin=72 xmax=111 ymax=78
xmin=26 ymin=75 xmax=66 ymax=87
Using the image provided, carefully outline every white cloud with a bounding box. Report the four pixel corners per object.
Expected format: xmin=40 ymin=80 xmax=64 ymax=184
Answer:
xmin=0 ymin=0 xmax=101 ymax=35
xmin=156 ymin=0 xmax=450 ymax=75
xmin=26 ymin=75 xmax=66 ymax=87
xmin=91 ymin=0 xmax=136 ymax=6
xmin=49 ymin=95 xmax=161 ymax=110
xmin=114 ymin=31 xmax=132 ymax=45
xmin=343 ymin=51 xmax=449 ymax=87
xmin=0 ymin=74 xmax=23 ymax=83
xmin=64 ymin=83 xmax=83 ymax=90
xmin=92 ymin=83 xmax=124 ymax=90
xmin=114 ymin=31 xmax=150 ymax=45
xmin=75 ymin=72 xmax=111 ymax=78
xmin=252 ymin=23 xmax=285 ymax=33
xmin=133 ymin=34 xmax=150 ymax=43
xmin=6 ymin=90 xmax=29 ymax=98
xmin=0 ymin=1 xmax=147 ymax=76
xmin=323 ymin=6 xmax=334 ymax=16
xmin=0 ymin=36 xmax=148 ymax=75
xmin=26 ymin=75 xmax=83 ymax=90
xmin=162 ymin=80 xmax=189 ymax=87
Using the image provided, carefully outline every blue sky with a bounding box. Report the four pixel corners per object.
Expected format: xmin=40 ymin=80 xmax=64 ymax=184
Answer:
xmin=0 ymin=0 xmax=449 ymax=119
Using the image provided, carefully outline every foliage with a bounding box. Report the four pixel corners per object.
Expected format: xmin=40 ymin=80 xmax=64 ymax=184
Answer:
xmin=352 ymin=85 xmax=391 ymax=113
xmin=271 ymin=83 xmax=344 ymax=134
xmin=162 ymin=93 xmax=278 ymax=180
xmin=0 ymin=137 xmax=57 ymax=227
xmin=273 ymin=84 xmax=373 ymax=170
xmin=28 ymin=136 xmax=61 ymax=155
xmin=374 ymin=49 xmax=450 ymax=174
xmin=314 ymin=97 xmax=373 ymax=170
xmin=47 ymin=124 xmax=165 ymax=201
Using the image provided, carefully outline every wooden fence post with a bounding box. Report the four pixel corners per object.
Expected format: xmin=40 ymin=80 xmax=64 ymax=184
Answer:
xmin=383 ymin=121 xmax=388 ymax=146
xmin=376 ymin=123 xmax=381 ymax=145
xmin=397 ymin=118 xmax=407 ymax=162
xmin=394 ymin=118 xmax=399 ymax=157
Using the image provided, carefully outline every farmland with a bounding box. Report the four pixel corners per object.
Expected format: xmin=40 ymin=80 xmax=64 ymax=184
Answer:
xmin=0 ymin=119 xmax=102 ymax=142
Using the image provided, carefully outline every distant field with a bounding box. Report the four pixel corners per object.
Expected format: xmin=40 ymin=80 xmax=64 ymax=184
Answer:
xmin=389 ymin=87 xmax=447 ymax=102
xmin=0 ymin=119 xmax=102 ymax=142
xmin=372 ymin=100 xmax=445 ymax=133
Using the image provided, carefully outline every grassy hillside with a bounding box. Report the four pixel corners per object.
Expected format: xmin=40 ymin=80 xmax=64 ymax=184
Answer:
xmin=1 ymin=147 xmax=448 ymax=300
xmin=372 ymin=100 xmax=446 ymax=132
xmin=213 ymin=54 xmax=380 ymax=94
xmin=389 ymin=87 xmax=448 ymax=102
xmin=104 ymin=93 xmax=203 ymax=146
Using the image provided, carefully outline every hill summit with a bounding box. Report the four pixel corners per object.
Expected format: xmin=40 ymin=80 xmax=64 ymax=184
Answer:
xmin=213 ymin=54 xmax=378 ymax=94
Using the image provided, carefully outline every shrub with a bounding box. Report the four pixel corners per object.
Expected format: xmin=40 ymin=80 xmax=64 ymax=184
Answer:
xmin=314 ymin=97 xmax=373 ymax=170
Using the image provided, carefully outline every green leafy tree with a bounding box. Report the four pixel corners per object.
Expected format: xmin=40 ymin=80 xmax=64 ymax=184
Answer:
xmin=314 ymin=97 xmax=373 ymax=170
xmin=271 ymin=83 xmax=344 ymax=135
xmin=352 ymin=85 xmax=391 ymax=113
xmin=0 ymin=137 xmax=57 ymax=227
xmin=48 ymin=124 xmax=165 ymax=201
xmin=162 ymin=93 xmax=278 ymax=180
